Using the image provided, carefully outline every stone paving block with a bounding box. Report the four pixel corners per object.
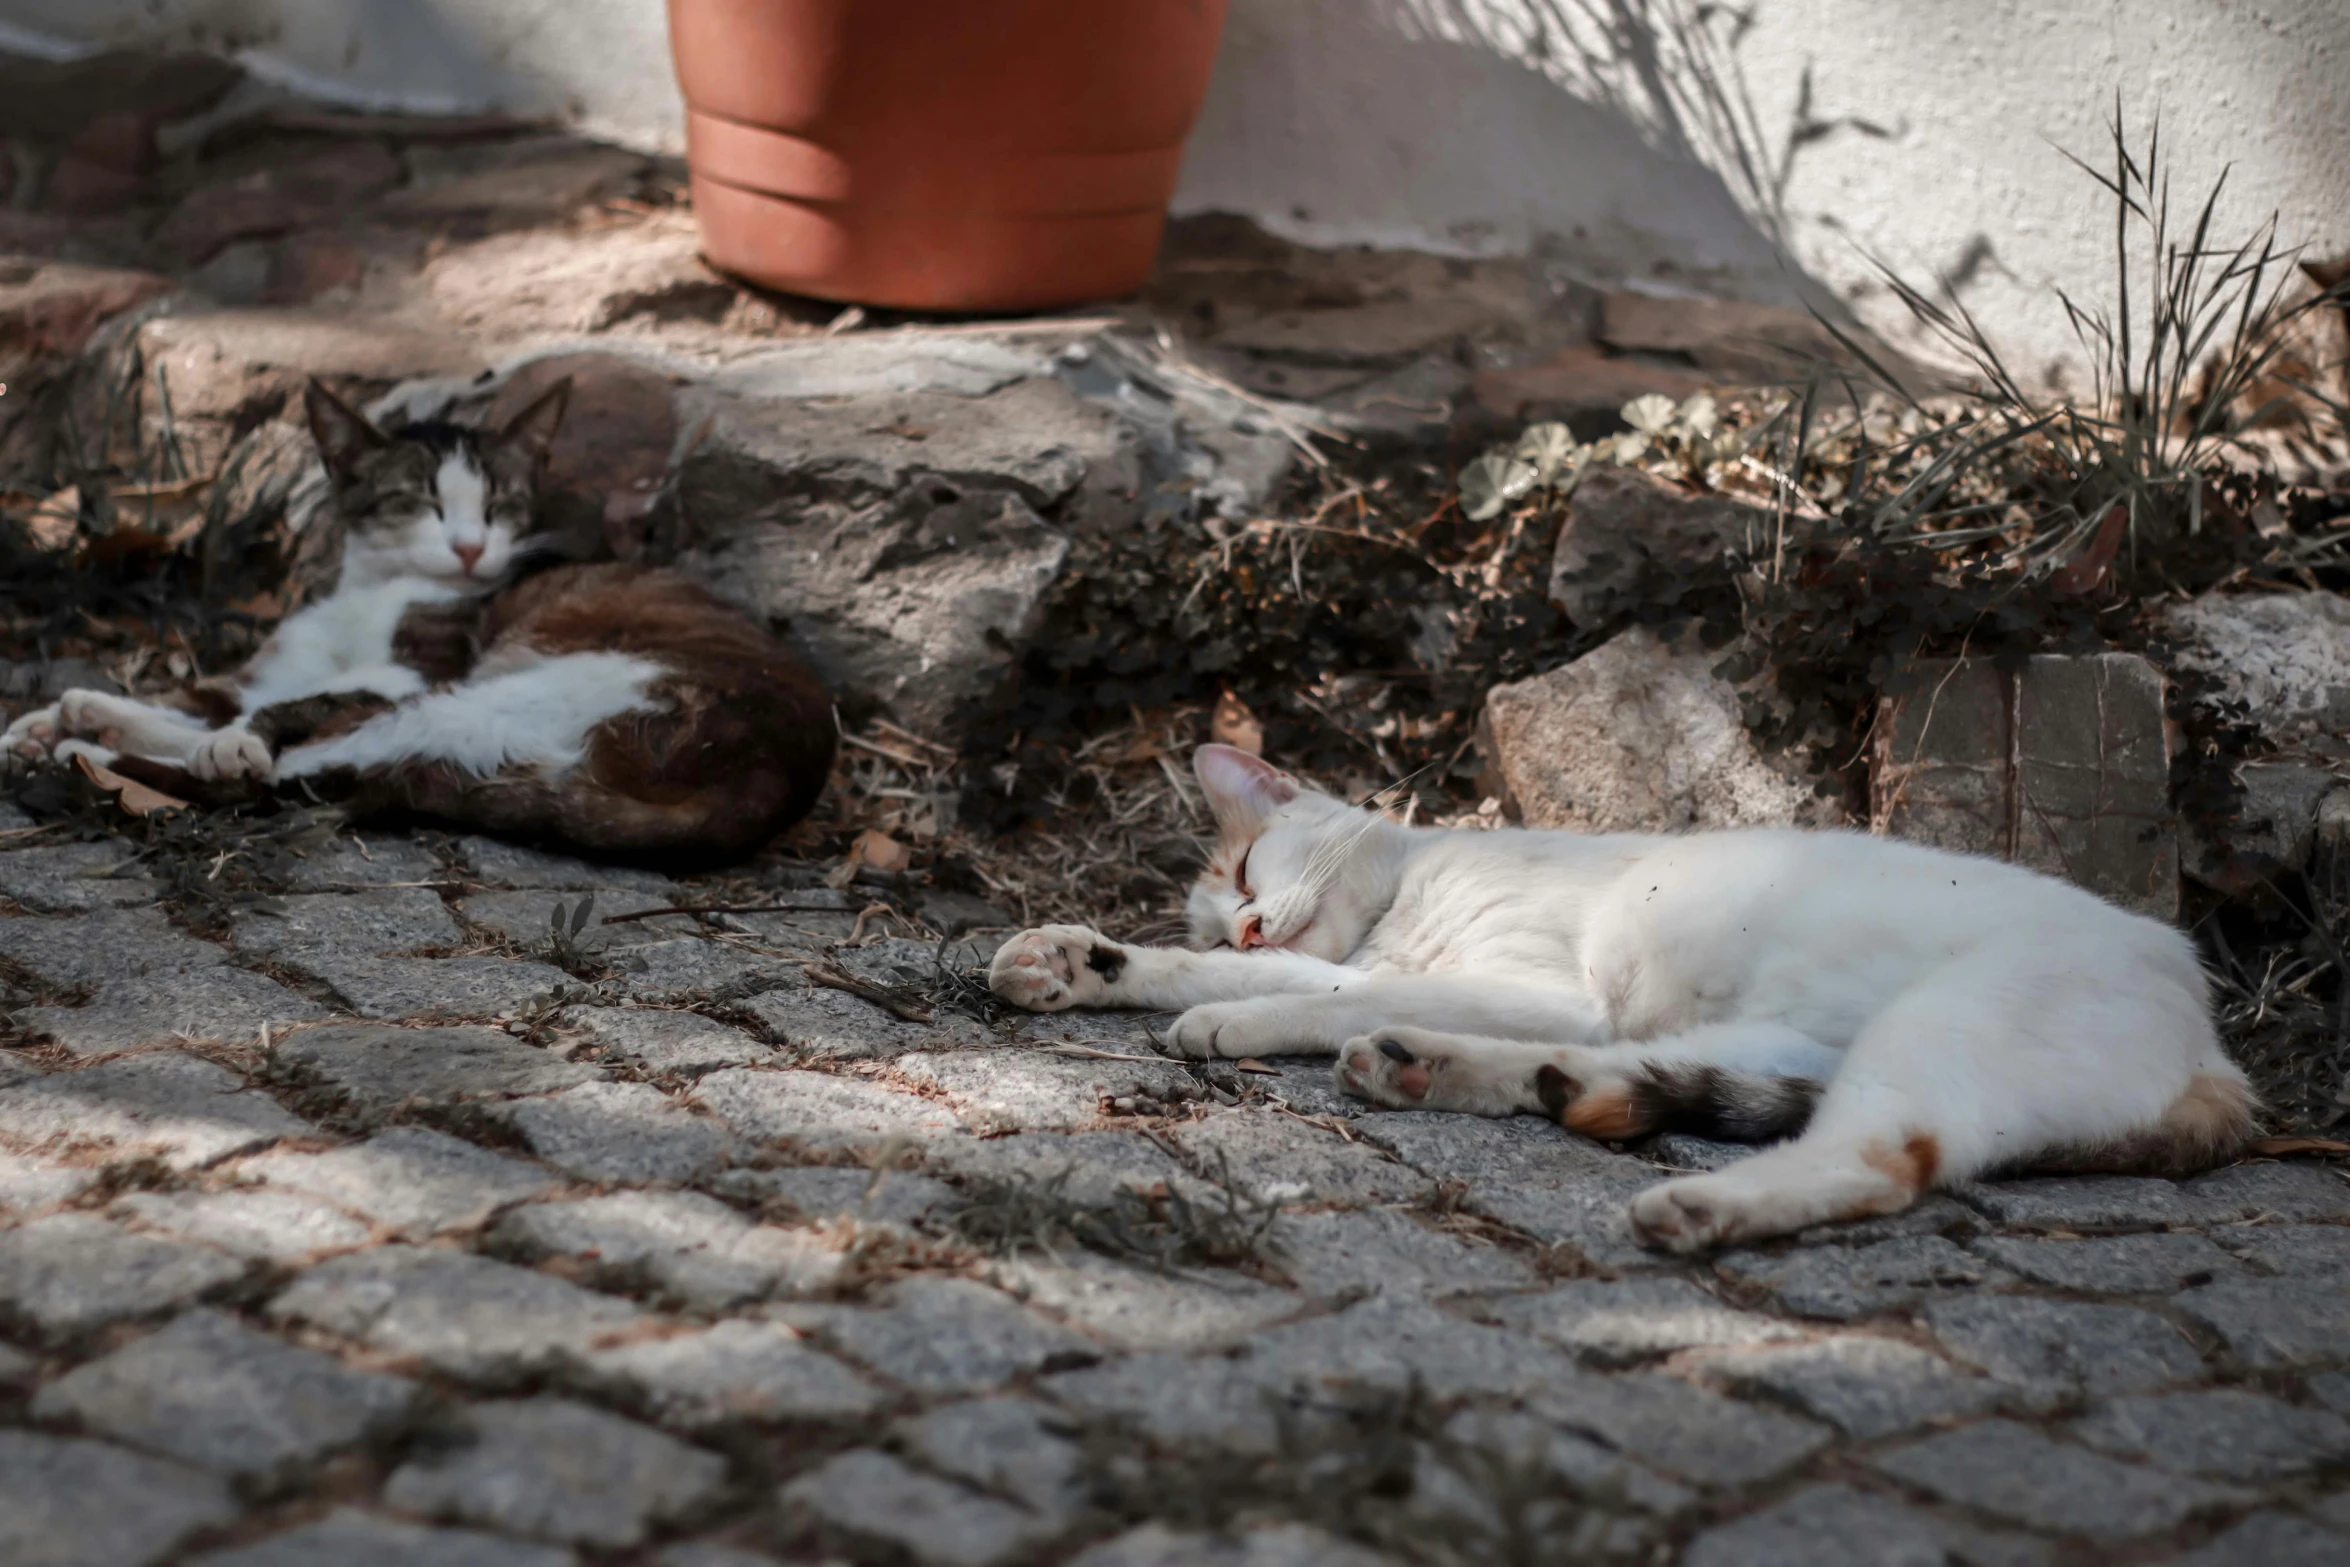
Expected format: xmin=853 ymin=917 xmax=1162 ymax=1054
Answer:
xmin=0 ymin=1428 xmax=239 ymax=1567
xmin=0 ymin=1049 xmax=310 ymax=1169
xmin=1526 ymin=1370 xmax=1834 ymax=1487
xmin=990 ymin=1251 xmax=1300 ymax=1351
xmin=1437 ymin=1405 xmax=1696 ymax=1518
xmin=1683 ymin=1483 xmax=2053 ymax=1567
xmin=1066 ymin=1523 xmax=1396 ymax=1567
xmin=923 ymin=1127 xmax=1206 ymax=1208
xmin=2171 ymin=1276 xmax=2350 ymax=1367
xmin=2313 ymin=1372 xmax=2350 ymax=1415
xmin=384 ymin=1396 xmax=726 ymax=1548
xmin=898 ymin=1397 xmax=1088 ymax=1523
xmin=1484 ymin=1275 xmax=1801 ymax=1366
xmin=2183 ymin=1161 xmax=2350 ymax=1223
xmin=1786 ymin=1193 xmax=1982 ymax=1248
xmin=297 ymin=952 xmax=575 ymax=1020
xmin=268 ymin=1244 xmax=644 ymax=1379
xmin=693 ymin=1065 xmax=963 ymax=1154
xmin=231 ymin=888 xmax=463 ymax=957
xmin=1958 ymin=1174 xmax=2192 ymax=1231
xmin=458 ymin=887 xmax=675 ymax=950
xmin=2220 ymin=1223 xmax=2350 ymax=1277
xmin=1351 ymin=1110 xmax=1658 ymax=1266
xmin=112 ymin=1187 xmax=371 ymax=1262
xmin=1173 ymin=1108 xmax=1429 ymax=1206
xmin=187 ymin=1509 xmax=577 ymax=1566
xmin=271 ymin=1022 xmax=600 ymax=1114
xmin=1041 ymin=1351 xmax=1299 ymax=1454
xmin=456 ymin=836 xmax=674 ymax=892
xmin=1924 ymin=1296 xmax=2205 ymax=1405
xmin=493 ymin=1190 xmax=840 ymax=1310
xmin=734 ymin=983 xmax=966 ymax=1061
xmin=491 ymin=1079 xmax=733 ymax=1185
xmin=15 ymin=965 xmax=329 ymax=1056
xmin=1249 ymin=1055 xmax=1363 ymax=1120
xmin=1699 ymin=1335 xmax=2003 ymax=1439
xmin=278 ymin=835 xmax=448 ymax=891
xmin=582 ymin=1318 xmax=887 ymax=1427
xmin=1868 ymin=1420 xmax=2246 ymax=1539
xmin=2069 ymin=1387 xmax=2350 ymax=1480
xmin=609 ymin=938 xmax=799 ymax=1004
xmin=242 ymin=1125 xmax=558 ymax=1235
xmin=780 ymin=1274 xmax=1092 ymax=1394
xmin=0 ymin=1212 xmax=245 ymax=1341
xmin=1971 ymin=1231 xmax=2238 ymax=1293
xmin=2159 ymin=1513 xmax=2350 ymax=1567
xmin=0 ymin=1147 xmax=97 ymax=1214
xmin=783 ymin=1447 xmax=1061 ymax=1567
xmin=0 ymin=906 xmax=224 ymax=987
xmin=654 ymin=1546 xmax=786 ymax=1567
xmin=1239 ymin=1293 xmax=1583 ymax=1403
xmin=556 ymin=1005 xmax=773 ymax=1075
xmin=32 ymin=1307 xmax=415 ymax=1482
xmin=0 ymin=1050 xmax=39 ymax=1088
xmin=709 ymin=1164 xmax=951 ymax=1230
xmin=900 ymin=1047 xmax=1201 ymax=1133
xmin=1719 ymin=1235 xmax=2012 ymax=1320
xmin=1271 ymin=1206 xmax=1537 ymax=1299
xmin=0 ymin=840 xmax=160 ymax=910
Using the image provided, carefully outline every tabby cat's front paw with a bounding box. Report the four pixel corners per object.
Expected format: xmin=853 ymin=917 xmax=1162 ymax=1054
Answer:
xmin=188 ymin=725 xmax=273 ymax=782
xmin=989 ymin=924 xmax=1124 ymax=1011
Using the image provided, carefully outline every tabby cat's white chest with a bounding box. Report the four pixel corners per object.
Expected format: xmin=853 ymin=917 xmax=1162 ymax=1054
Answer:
xmin=237 ymin=580 xmax=459 ymax=711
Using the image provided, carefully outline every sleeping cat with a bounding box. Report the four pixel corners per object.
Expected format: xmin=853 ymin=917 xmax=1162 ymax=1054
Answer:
xmin=989 ymin=743 xmax=2257 ymax=1252
xmin=2 ymin=378 xmax=834 ymax=864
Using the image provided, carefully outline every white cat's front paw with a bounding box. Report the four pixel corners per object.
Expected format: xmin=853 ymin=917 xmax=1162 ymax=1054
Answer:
xmin=1162 ymin=1000 xmax=1289 ymax=1060
xmin=55 ymin=687 xmax=127 ymax=740
xmin=1336 ymin=1029 xmax=1439 ymax=1103
xmin=188 ymin=725 xmax=273 ymax=782
xmin=988 ymin=924 xmax=1122 ymax=1011
xmin=2 ymin=703 xmax=61 ymax=764
xmin=1628 ymin=1174 xmax=1752 ymax=1254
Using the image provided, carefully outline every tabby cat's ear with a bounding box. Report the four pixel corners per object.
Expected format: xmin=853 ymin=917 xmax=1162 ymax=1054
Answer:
xmin=1194 ymin=743 xmax=1298 ymax=833
xmin=496 ymin=377 xmax=571 ymax=468
xmin=302 ymin=379 xmax=386 ymax=480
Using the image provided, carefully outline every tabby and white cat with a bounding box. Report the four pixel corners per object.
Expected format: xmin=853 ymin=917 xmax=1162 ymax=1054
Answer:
xmin=2 ymin=379 xmax=834 ymax=864
xmin=990 ymin=744 xmax=2256 ymax=1251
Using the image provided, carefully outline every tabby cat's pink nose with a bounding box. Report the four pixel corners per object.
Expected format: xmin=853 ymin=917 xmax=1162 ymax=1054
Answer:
xmin=453 ymin=542 xmax=484 ymax=573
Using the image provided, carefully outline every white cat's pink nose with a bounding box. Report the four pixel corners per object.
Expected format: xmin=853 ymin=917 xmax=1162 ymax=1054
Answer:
xmin=1237 ymin=914 xmax=1265 ymax=949
xmin=453 ymin=542 xmax=485 ymax=573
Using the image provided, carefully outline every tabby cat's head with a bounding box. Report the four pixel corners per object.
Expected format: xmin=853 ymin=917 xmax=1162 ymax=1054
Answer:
xmin=1185 ymin=744 xmax=1397 ymax=961
xmin=303 ymin=377 xmax=570 ymax=591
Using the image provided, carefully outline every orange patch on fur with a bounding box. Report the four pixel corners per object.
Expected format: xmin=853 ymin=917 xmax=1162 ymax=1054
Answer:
xmin=1861 ymin=1132 xmax=1941 ymax=1194
xmin=2154 ymin=1072 xmax=2263 ymax=1171
xmin=1562 ymin=1087 xmax=1650 ymax=1142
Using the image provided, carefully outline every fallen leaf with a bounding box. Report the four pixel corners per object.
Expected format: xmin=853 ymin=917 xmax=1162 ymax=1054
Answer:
xmin=848 ymin=828 xmax=912 ymax=874
xmin=1211 ymin=689 xmax=1264 ymax=755
xmin=1233 ymin=1057 xmax=1280 ymax=1075
xmin=2050 ymin=504 xmax=2127 ymax=597
xmin=23 ymin=485 xmax=80 ymax=551
xmin=2247 ymin=1136 xmax=2350 ymax=1159
xmin=71 ymin=750 xmax=185 ymax=818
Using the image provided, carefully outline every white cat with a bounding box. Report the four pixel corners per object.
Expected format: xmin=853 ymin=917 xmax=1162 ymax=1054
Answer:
xmin=989 ymin=744 xmax=2256 ymax=1252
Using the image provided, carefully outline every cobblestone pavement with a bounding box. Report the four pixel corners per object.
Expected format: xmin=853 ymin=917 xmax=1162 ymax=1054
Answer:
xmin=3 ymin=828 xmax=2348 ymax=1566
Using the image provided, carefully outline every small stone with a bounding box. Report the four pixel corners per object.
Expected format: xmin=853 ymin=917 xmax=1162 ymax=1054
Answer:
xmin=0 ymin=1214 xmax=243 ymax=1341
xmin=584 ymin=1319 xmax=885 ymax=1427
xmin=1701 ymin=1336 xmax=2002 ymax=1439
xmin=1924 ymin=1296 xmax=2205 ymax=1405
xmin=783 ymin=1448 xmax=1060 ymax=1567
xmin=737 ymin=984 xmax=977 ymax=1062
xmin=900 ymin=1048 xmax=1199 ymax=1134
xmin=493 ymin=1190 xmax=839 ymax=1310
xmin=0 ymin=907 xmax=223 ymax=987
xmin=782 ymin=1275 xmax=1091 ymax=1394
xmin=184 ymin=1509 xmax=577 ymax=1567
xmin=1718 ymin=1235 xmax=2009 ymax=1320
xmin=556 ymin=1006 xmax=772 ymax=1075
xmin=268 ymin=1244 xmax=643 ymax=1379
xmin=1272 ymin=1206 xmax=1536 ymax=1298
xmin=1527 ymin=1371 xmax=1833 ymax=1487
xmin=271 ymin=1022 xmax=600 ymax=1115
xmin=278 ymin=836 xmax=448 ymax=892
xmin=33 ymin=1308 xmax=414 ymax=1482
xmin=1485 ymin=1276 xmax=1800 ymax=1366
xmin=14 ymin=966 xmax=328 ymax=1056
xmin=231 ymin=889 xmax=463 ymax=958
xmin=456 ymin=837 xmax=673 ymax=893
xmin=0 ymin=1148 xmax=99 ymax=1214
xmin=2183 ymin=1161 xmax=2350 ymax=1223
xmin=693 ymin=1066 xmax=962 ymax=1155
xmin=2172 ymin=1276 xmax=2350 ymax=1368
xmin=2220 ymin=1223 xmax=2350 ymax=1277
xmin=2070 ymin=1388 xmax=2350 ymax=1480
xmin=0 ymin=1428 xmax=238 ymax=1567
xmin=708 ymin=1164 xmax=951 ymax=1230
xmin=385 ymin=1396 xmax=725 ymax=1549
xmin=2161 ymin=1513 xmax=2350 ymax=1567
xmin=1868 ymin=1420 xmax=2246 ymax=1538
xmin=492 ymin=1080 xmax=732 ymax=1185
xmin=0 ymin=842 xmax=159 ymax=911
xmin=241 ymin=1126 xmax=558 ymax=1236
xmin=1065 ymin=1523 xmax=1396 ymax=1567
xmin=1683 ymin=1482 xmax=2049 ymax=1567
xmin=1172 ymin=1109 xmax=1427 ymax=1207
xmin=0 ymin=1050 xmax=309 ymax=1170
xmin=1958 ymin=1175 xmax=2192 ymax=1231
xmin=1971 ymin=1231 xmax=2238 ymax=1293
xmin=989 ymin=1252 xmax=1297 ymax=1351
xmin=296 ymin=953 xmax=576 ymax=1020
xmin=897 ymin=1397 xmax=1087 ymax=1523
xmin=112 ymin=1188 xmax=371 ymax=1262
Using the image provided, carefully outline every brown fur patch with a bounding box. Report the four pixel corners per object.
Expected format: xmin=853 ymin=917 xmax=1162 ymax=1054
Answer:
xmin=1861 ymin=1133 xmax=1941 ymax=1194
xmin=1561 ymin=1085 xmax=1651 ymax=1142
xmin=2034 ymin=1072 xmax=2262 ymax=1178
xmin=247 ymin=692 xmax=397 ymax=749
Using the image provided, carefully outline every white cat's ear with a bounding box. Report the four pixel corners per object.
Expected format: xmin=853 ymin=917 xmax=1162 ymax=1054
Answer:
xmin=496 ymin=377 xmax=571 ymax=468
xmin=1193 ymin=743 xmax=1298 ymax=831
xmin=303 ymin=378 xmax=385 ymax=479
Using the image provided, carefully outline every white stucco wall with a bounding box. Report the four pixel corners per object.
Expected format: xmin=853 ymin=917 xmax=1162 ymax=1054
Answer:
xmin=9 ymin=0 xmax=2348 ymax=383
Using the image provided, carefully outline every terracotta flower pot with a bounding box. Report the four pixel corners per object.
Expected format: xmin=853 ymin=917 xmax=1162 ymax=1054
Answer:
xmin=667 ymin=0 xmax=1231 ymax=312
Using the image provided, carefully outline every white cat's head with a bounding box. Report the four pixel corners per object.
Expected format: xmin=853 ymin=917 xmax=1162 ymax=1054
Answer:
xmin=304 ymin=377 xmax=570 ymax=590
xmin=1184 ymin=744 xmax=1394 ymax=961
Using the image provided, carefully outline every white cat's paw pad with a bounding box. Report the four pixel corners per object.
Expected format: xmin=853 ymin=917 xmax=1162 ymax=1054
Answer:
xmin=54 ymin=689 xmax=126 ymax=740
xmin=1628 ymin=1178 xmax=1742 ymax=1254
xmin=1335 ymin=1029 xmax=1437 ymax=1104
xmin=987 ymin=924 xmax=1118 ymax=1012
xmin=2 ymin=704 xmax=62 ymax=760
xmin=189 ymin=728 xmax=272 ymax=782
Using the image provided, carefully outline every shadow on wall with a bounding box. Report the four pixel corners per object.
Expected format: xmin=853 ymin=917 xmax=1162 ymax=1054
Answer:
xmin=1174 ymin=0 xmax=1875 ymax=312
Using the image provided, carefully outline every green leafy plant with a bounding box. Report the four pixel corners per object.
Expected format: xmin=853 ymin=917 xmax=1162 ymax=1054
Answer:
xmin=1456 ymin=397 xmax=1756 ymax=522
xmin=543 ymin=893 xmax=606 ymax=975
